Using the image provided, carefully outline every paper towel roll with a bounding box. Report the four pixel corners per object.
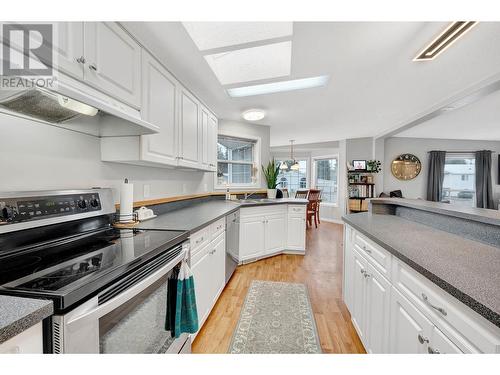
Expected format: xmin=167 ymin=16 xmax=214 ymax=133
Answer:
xmin=120 ymin=229 xmax=135 ymax=261
xmin=119 ymin=178 xmax=134 ymax=222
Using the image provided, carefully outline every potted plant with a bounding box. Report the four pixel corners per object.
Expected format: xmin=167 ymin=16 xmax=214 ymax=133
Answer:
xmin=366 ymin=160 xmax=382 ymax=173
xmin=262 ymin=159 xmax=280 ymax=199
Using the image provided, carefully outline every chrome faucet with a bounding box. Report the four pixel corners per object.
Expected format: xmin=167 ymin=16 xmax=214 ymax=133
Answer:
xmin=244 ymin=191 xmax=260 ymax=200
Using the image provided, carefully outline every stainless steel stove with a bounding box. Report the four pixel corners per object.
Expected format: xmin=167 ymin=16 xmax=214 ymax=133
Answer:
xmin=0 ymin=189 xmax=191 ymax=354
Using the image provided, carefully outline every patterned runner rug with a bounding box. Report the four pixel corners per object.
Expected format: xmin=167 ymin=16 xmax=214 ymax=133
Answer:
xmin=228 ymin=280 xmax=322 ymax=354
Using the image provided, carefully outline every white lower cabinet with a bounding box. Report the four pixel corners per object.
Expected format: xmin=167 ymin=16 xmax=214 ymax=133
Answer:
xmin=0 ymin=322 xmax=43 ymax=354
xmin=190 ymin=225 xmax=226 ymax=334
xmin=286 ymin=211 xmax=306 ymax=251
xmin=264 ymin=214 xmax=286 ymax=255
xmin=344 ymin=224 xmax=500 ymax=353
xmin=389 ymin=287 xmax=433 ymax=354
xmin=240 ymin=215 xmax=266 ymax=261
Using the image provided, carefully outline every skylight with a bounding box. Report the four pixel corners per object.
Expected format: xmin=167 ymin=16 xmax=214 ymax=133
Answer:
xmin=182 ymin=22 xmax=293 ymax=51
xmin=227 ymin=75 xmax=330 ymax=97
xmin=204 ymin=41 xmax=292 ymax=85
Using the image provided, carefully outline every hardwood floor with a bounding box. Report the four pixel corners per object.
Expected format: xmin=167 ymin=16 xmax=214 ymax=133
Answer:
xmin=192 ymin=222 xmax=366 ymax=354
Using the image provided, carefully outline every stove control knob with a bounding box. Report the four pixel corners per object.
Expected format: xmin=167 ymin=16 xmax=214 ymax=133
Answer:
xmin=77 ymin=200 xmax=87 ymax=209
xmin=90 ymin=198 xmax=99 ymax=208
xmin=91 ymin=257 xmax=101 ymax=267
xmin=1 ymin=206 xmax=15 ymax=221
xmin=79 ymin=262 xmax=90 ymax=272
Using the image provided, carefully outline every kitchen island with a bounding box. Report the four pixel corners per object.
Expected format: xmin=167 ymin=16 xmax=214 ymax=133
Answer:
xmin=342 ymin=198 xmax=500 ymax=353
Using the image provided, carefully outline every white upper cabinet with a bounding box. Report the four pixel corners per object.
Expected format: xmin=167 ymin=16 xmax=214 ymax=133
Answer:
xmin=208 ymin=113 xmax=218 ymax=171
xmin=200 ymin=106 xmax=210 ymax=169
xmin=52 ymin=22 xmax=85 ymax=79
xmin=140 ymin=49 xmax=178 ymax=166
xmin=178 ymin=88 xmax=200 ymax=168
xmin=84 ymin=22 xmax=141 ymax=108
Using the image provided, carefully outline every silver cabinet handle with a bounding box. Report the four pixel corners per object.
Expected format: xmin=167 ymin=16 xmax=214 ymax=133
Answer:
xmin=362 ymin=245 xmax=372 ymax=254
xmin=89 ymin=63 xmax=98 ymax=71
xmin=76 ymin=56 xmax=86 ymax=64
xmin=428 ymin=346 xmax=440 ymax=354
xmin=421 ymin=293 xmax=447 ymax=316
xmin=418 ymin=333 xmax=429 ymax=344
xmin=360 ymin=269 xmax=366 ymax=275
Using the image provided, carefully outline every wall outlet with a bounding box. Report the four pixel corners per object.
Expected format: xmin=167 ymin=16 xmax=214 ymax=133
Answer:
xmin=143 ymin=184 xmax=150 ymax=198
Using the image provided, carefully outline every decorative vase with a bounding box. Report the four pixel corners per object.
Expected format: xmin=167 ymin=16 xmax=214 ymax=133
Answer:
xmin=267 ymin=189 xmax=277 ymax=199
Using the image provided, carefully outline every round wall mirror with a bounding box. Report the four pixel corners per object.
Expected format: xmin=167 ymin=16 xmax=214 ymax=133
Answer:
xmin=391 ymin=154 xmax=421 ymax=180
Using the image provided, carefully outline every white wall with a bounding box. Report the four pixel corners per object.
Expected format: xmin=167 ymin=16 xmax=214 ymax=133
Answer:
xmin=0 ymin=115 xmax=214 ymax=203
xmin=384 ymin=137 xmax=500 ymax=207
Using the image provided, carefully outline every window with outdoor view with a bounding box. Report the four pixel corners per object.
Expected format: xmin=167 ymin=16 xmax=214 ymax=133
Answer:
xmin=442 ymin=154 xmax=476 ymax=207
xmin=314 ymin=157 xmax=338 ymax=204
xmin=276 ymin=160 xmax=308 ymax=196
xmin=217 ymin=135 xmax=257 ymax=187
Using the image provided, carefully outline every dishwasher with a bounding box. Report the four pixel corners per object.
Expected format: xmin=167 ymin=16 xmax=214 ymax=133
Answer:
xmin=225 ymin=210 xmax=239 ymax=283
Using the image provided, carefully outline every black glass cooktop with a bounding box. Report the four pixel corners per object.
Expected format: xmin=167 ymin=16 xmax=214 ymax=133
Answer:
xmin=0 ymin=227 xmax=188 ymax=311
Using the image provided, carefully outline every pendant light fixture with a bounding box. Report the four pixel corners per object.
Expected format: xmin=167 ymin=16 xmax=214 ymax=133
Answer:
xmin=280 ymin=140 xmax=300 ymax=171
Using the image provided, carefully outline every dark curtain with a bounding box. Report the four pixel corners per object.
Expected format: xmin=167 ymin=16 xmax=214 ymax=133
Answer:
xmin=475 ymin=150 xmax=494 ymax=209
xmin=426 ymin=151 xmax=446 ymax=202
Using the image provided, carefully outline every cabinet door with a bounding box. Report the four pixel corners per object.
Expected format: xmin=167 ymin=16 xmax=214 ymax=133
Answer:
xmin=286 ymin=214 xmax=306 ymax=250
xmin=365 ymin=263 xmax=391 ymax=353
xmin=210 ymin=234 xmax=226 ymax=302
xmin=178 ymin=89 xmax=200 ymax=168
xmin=428 ymin=327 xmax=463 ymax=354
xmin=140 ymin=50 xmax=178 ymax=166
xmin=0 ymin=322 xmax=43 ymax=354
xmin=53 ymin=22 xmax=84 ymax=79
xmin=389 ymin=287 xmax=432 ymax=353
xmin=200 ymin=107 xmax=210 ymax=169
xmin=265 ymin=214 xmax=286 ymax=255
xmin=208 ymin=114 xmax=218 ymax=171
xmin=351 ymin=250 xmax=368 ymax=344
xmin=84 ymin=22 xmax=141 ymax=107
xmin=239 ymin=216 xmax=265 ymax=261
xmin=191 ymin=247 xmax=213 ymax=329
xmin=343 ymin=227 xmax=354 ymax=312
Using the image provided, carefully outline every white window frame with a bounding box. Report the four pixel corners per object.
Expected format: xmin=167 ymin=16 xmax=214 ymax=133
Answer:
xmin=311 ymin=154 xmax=339 ymax=207
xmin=442 ymin=153 xmax=476 ymax=207
xmin=215 ymin=131 xmax=261 ymax=190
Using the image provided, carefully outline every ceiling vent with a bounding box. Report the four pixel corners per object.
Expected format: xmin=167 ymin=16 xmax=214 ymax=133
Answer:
xmin=414 ymin=21 xmax=477 ymax=61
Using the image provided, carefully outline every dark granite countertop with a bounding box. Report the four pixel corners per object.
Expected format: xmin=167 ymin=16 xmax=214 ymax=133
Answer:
xmin=370 ymin=198 xmax=500 ymax=226
xmin=0 ymin=296 xmax=53 ymax=344
xmin=343 ymin=212 xmax=500 ymax=328
xmin=136 ymin=198 xmax=308 ymax=233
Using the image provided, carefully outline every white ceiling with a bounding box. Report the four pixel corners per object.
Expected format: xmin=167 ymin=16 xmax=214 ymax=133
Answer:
xmin=122 ymin=22 xmax=500 ymax=146
xmin=394 ymin=89 xmax=500 ymax=140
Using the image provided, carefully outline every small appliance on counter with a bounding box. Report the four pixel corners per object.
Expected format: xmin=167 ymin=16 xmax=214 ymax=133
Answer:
xmin=134 ymin=206 xmax=157 ymax=221
xmin=0 ymin=188 xmax=191 ymax=354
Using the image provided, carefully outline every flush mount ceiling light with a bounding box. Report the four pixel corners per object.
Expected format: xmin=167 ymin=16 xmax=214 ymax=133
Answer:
xmin=227 ymin=75 xmax=329 ymax=98
xmin=414 ymin=21 xmax=477 ymax=61
xmin=182 ymin=22 xmax=293 ymax=51
xmin=204 ymin=41 xmax=292 ymax=85
xmin=242 ymin=109 xmax=266 ymax=121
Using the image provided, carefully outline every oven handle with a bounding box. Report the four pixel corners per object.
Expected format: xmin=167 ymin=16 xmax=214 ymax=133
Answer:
xmin=65 ymin=248 xmax=186 ymax=330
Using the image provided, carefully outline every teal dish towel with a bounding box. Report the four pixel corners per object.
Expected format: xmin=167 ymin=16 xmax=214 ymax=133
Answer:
xmin=171 ymin=260 xmax=199 ymax=338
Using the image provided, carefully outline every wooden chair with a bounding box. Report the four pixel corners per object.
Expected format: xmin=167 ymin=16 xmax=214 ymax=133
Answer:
xmin=295 ymin=189 xmax=309 ymax=199
xmin=307 ymin=189 xmax=321 ymax=228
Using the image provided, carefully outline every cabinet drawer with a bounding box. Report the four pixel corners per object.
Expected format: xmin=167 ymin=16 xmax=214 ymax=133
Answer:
xmin=190 ymin=226 xmax=210 ymax=255
xmin=392 ymin=259 xmax=500 ymax=353
xmin=210 ymin=217 xmax=225 ymax=240
xmin=240 ymin=205 xmax=286 ymax=218
xmin=354 ymin=232 xmax=392 ymax=279
xmin=288 ymin=205 xmax=306 ymax=215
xmin=191 ymin=242 xmax=210 ymax=267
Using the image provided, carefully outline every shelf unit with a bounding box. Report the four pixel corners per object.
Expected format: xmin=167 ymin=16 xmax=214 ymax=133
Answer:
xmin=347 ymin=170 xmax=376 ymax=213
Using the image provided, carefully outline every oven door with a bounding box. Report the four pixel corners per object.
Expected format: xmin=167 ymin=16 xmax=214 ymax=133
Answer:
xmin=54 ymin=243 xmax=190 ymax=354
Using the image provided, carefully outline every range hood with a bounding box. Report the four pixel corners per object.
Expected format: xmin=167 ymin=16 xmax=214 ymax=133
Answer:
xmin=0 ymin=77 xmax=159 ymax=137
